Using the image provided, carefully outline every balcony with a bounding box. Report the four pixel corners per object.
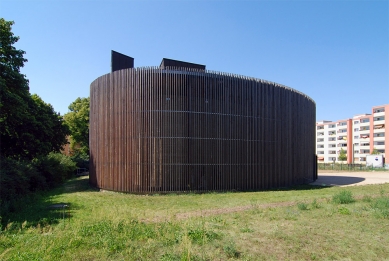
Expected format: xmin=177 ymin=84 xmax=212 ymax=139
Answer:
xmin=374 ymin=123 xmax=385 ymax=130
xmin=328 ymin=131 xmax=336 ymax=136
xmin=360 ymin=134 xmax=370 ymax=139
xmin=359 ymin=126 xmax=370 ymax=132
xmin=317 ymin=132 xmax=324 ymax=136
xmin=317 ymin=126 xmax=324 ymax=130
xmin=317 ymin=138 xmax=324 ymax=142
xmin=374 ymin=144 xmax=385 ymax=150
xmin=328 ymin=137 xmax=336 ymax=141
xmin=373 ymin=111 xmax=385 ymax=117
xmin=374 ymin=136 xmax=385 ymax=142
xmin=373 ymin=119 xmax=385 ymax=125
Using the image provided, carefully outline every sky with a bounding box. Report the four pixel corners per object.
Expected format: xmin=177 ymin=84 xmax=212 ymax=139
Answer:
xmin=2 ymin=0 xmax=388 ymax=122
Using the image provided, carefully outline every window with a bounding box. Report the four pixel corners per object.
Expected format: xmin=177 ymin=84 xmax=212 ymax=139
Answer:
xmin=354 ymin=143 xmax=359 ymax=146
xmin=329 ymin=124 xmax=336 ymax=128
xmin=354 ymin=121 xmax=359 ymax=124
xmin=354 ymin=128 xmax=358 ymax=132
xmin=354 ymin=136 xmax=359 ymax=139
xmin=360 ymin=118 xmax=369 ymax=123
xmin=374 ymin=141 xmax=385 ymax=146
xmin=374 ymin=132 xmax=385 ymax=137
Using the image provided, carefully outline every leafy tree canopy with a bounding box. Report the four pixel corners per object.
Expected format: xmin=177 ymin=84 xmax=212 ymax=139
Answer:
xmin=338 ymin=148 xmax=347 ymax=162
xmin=64 ymin=97 xmax=90 ymax=154
xmin=0 ymin=19 xmax=69 ymax=159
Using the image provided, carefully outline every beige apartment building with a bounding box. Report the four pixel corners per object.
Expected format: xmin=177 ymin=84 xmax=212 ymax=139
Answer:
xmin=316 ymin=104 xmax=388 ymax=164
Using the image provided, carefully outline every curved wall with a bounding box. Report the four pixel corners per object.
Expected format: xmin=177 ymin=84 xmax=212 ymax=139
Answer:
xmin=90 ymin=67 xmax=316 ymax=193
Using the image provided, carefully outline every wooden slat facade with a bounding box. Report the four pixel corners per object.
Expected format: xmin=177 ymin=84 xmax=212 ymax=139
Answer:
xmin=89 ymin=67 xmax=316 ymax=193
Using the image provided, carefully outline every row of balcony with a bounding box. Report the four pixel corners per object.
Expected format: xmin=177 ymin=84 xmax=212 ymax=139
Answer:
xmin=317 ymin=148 xmax=385 ymax=155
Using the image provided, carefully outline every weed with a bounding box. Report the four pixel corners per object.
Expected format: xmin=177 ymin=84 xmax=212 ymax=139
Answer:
xmin=311 ymin=199 xmax=321 ymax=209
xmin=370 ymin=197 xmax=389 ymax=219
xmin=297 ymin=202 xmax=308 ymax=211
xmin=240 ymin=227 xmax=254 ymax=233
xmin=362 ymin=195 xmax=372 ymax=203
xmin=161 ymin=252 xmax=180 ymax=261
xmin=332 ymin=190 xmax=355 ymax=204
xmin=223 ymin=241 xmax=240 ymax=258
xmin=338 ymin=206 xmax=351 ymax=215
xmin=187 ymin=226 xmax=220 ymax=245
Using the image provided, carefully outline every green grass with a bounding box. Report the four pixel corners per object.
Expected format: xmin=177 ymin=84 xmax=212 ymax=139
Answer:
xmin=1 ymin=177 xmax=389 ymax=260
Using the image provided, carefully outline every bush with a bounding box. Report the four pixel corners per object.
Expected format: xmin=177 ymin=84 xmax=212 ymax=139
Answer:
xmin=33 ymin=153 xmax=76 ymax=187
xmin=0 ymin=153 xmax=76 ymax=223
xmin=70 ymin=151 xmax=89 ymax=170
xmin=332 ymin=190 xmax=355 ymax=204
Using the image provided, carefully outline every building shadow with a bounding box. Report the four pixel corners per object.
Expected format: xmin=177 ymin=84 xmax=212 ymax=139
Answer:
xmin=310 ymin=175 xmax=365 ymax=187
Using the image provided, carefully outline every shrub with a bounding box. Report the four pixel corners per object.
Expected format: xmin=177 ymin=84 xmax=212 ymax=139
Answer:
xmin=332 ymin=190 xmax=355 ymax=204
xmin=70 ymin=151 xmax=89 ymax=170
xmin=33 ymin=153 xmax=76 ymax=187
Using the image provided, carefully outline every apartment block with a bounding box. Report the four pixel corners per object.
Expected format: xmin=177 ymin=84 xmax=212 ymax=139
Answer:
xmin=316 ymin=104 xmax=388 ymax=164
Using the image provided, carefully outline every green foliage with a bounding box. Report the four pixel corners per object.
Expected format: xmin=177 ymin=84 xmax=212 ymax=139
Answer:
xmin=33 ymin=152 xmax=77 ymax=187
xmin=338 ymin=148 xmax=347 ymax=162
xmin=338 ymin=206 xmax=351 ymax=215
xmin=223 ymin=241 xmax=240 ymax=258
xmin=311 ymin=199 xmax=321 ymax=209
xmin=297 ymin=202 xmax=309 ymax=210
xmin=0 ymin=153 xmax=76 ymax=219
xmin=332 ymin=190 xmax=355 ymax=204
xmin=370 ymin=197 xmax=389 ymax=219
xmin=187 ymin=226 xmax=220 ymax=245
xmin=371 ymin=148 xmax=380 ymax=155
xmin=0 ymin=19 xmax=69 ymax=160
xmin=70 ymin=151 xmax=89 ymax=170
xmin=63 ymin=97 xmax=90 ymax=154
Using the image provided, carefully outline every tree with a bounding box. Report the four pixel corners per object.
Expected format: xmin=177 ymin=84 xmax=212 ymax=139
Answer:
xmin=338 ymin=148 xmax=347 ymax=162
xmin=371 ymin=148 xmax=380 ymax=155
xmin=64 ymin=97 xmax=90 ymax=154
xmin=0 ymin=19 xmax=69 ymax=159
xmin=0 ymin=19 xmax=31 ymax=158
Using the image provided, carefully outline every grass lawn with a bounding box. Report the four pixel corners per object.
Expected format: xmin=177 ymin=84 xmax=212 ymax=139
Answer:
xmin=1 ymin=177 xmax=389 ymax=260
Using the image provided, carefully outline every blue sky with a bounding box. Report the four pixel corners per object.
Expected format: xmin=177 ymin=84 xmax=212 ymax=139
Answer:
xmin=2 ymin=0 xmax=388 ymax=121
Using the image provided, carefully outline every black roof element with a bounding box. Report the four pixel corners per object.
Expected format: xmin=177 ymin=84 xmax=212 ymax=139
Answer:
xmin=160 ymin=58 xmax=205 ymax=71
xmin=111 ymin=50 xmax=134 ymax=73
